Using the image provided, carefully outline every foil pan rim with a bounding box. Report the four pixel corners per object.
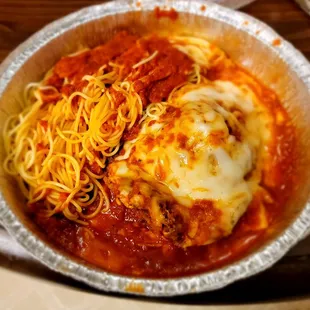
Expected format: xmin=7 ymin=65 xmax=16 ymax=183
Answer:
xmin=0 ymin=0 xmax=310 ymax=296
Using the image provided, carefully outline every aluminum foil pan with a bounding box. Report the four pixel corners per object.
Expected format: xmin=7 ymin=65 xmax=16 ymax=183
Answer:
xmin=213 ymin=0 xmax=257 ymax=9
xmin=0 ymin=0 xmax=310 ymax=297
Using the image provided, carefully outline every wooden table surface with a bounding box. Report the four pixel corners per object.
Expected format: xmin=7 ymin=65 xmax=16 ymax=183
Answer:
xmin=0 ymin=0 xmax=310 ymax=306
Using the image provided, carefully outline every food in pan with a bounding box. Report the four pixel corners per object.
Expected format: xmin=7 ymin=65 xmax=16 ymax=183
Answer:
xmin=3 ymin=31 xmax=296 ymax=277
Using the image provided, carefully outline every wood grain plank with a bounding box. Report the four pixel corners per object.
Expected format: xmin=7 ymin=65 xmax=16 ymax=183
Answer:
xmin=242 ymin=0 xmax=310 ymax=59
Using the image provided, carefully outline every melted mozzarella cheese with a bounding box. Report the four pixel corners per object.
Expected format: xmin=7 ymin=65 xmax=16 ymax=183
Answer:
xmin=106 ymin=82 xmax=271 ymax=246
xmin=177 ymin=81 xmax=273 ymax=147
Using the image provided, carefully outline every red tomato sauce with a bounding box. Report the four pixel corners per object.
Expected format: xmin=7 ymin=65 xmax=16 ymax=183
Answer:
xmin=154 ymin=7 xmax=179 ymax=21
xmin=32 ymin=32 xmax=297 ymax=278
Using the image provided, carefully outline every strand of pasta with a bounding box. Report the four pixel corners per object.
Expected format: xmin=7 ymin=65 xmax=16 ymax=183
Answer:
xmin=3 ymin=66 xmax=143 ymax=224
xmin=3 ymin=35 xmax=205 ymax=225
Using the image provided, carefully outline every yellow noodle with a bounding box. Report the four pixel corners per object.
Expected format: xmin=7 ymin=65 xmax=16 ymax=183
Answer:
xmin=2 ymin=34 xmax=205 ymax=225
